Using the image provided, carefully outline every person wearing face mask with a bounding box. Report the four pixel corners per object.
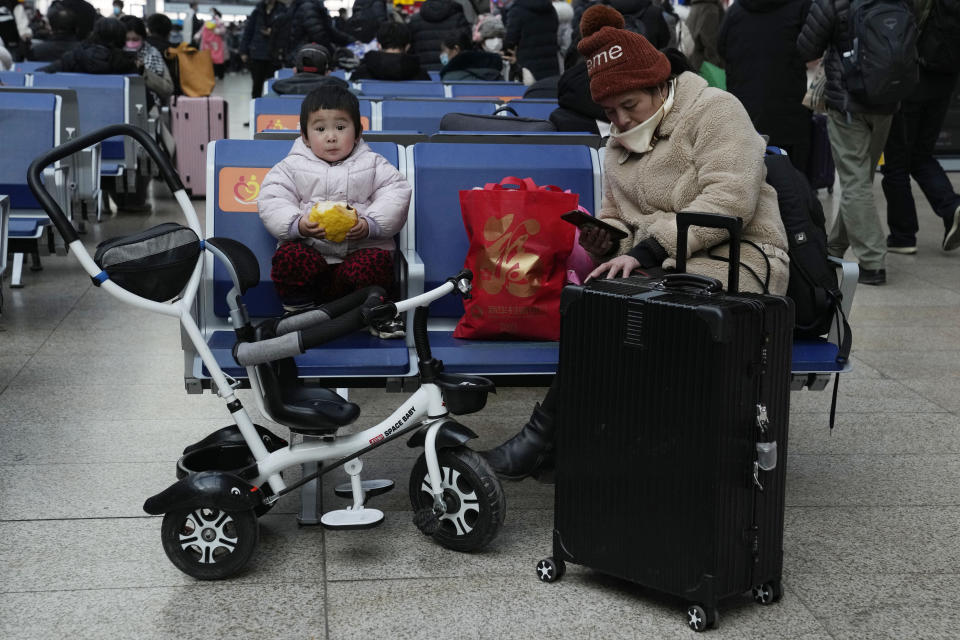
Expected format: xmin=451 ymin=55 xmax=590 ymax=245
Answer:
xmin=112 ymin=0 xmax=124 ymax=17
xmin=438 ymin=29 xmax=503 ymax=80
xmin=481 ymin=5 xmax=789 ymax=482
xmin=120 ymin=15 xmax=173 ymax=112
xmin=39 ymin=16 xmax=138 ymax=74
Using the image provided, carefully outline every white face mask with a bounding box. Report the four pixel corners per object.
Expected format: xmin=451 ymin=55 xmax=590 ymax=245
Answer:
xmin=439 ymin=52 xmax=450 ymax=66
xmin=483 ymin=37 xmax=502 ymax=53
xmin=609 ymin=79 xmax=676 ymax=155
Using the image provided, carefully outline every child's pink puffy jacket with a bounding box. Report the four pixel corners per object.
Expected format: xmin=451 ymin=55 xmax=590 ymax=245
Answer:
xmin=258 ymin=138 xmax=412 ymax=262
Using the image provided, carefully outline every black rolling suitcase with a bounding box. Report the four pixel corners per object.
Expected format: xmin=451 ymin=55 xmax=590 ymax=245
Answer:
xmin=537 ymin=213 xmax=793 ymax=632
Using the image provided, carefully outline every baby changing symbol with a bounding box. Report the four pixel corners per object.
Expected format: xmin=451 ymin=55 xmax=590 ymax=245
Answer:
xmin=477 ymin=213 xmax=542 ymax=298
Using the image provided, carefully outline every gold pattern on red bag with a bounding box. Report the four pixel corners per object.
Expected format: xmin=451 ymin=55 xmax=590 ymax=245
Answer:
xmin=478 ymin=214 xmax=542 ymax=297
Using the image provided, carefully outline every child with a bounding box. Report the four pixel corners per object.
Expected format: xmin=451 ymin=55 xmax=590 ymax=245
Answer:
xmin=258 ymin=85 xmax=411 ymax=336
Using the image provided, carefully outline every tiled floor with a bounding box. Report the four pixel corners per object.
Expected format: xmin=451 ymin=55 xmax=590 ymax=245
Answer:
xmin=2 ymin=73 xmax=960 ymax=639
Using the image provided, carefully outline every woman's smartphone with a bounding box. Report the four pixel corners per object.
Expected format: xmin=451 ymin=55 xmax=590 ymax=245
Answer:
xmin=560 ymin=210 xmax=628 ymax=241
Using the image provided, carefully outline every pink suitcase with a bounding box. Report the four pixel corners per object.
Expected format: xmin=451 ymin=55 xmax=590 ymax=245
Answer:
xmin=171 ymin=96 xmax=228 ymax=197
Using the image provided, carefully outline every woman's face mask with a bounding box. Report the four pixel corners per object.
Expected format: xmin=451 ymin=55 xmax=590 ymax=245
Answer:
xmin=608 ymin=80 xmax=676 ymax=155
xmin=439 ymin=52 xmax=450 ymax=66
xmin=124 ymin=39 xmax=142 ymax=51
xmin=483 ymin=37 xmax=502 ymax=53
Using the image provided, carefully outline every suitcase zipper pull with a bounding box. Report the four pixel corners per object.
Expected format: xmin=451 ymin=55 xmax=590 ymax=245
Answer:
xmin=756 ymin=403 xmax=770 ymax=435
xmin=752 ymin=461 xmax=764 ymax=491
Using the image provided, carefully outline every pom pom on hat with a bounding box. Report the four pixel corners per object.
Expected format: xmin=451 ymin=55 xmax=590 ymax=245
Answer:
xmin=579 ymin=5 xmax=625 ymax=38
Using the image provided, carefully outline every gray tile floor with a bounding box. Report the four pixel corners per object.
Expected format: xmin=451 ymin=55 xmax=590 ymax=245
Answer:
xmin=2 ymin=73 xmax=960 ymax=639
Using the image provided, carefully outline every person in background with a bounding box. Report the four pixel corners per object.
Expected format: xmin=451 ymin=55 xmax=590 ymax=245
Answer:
xmin=686 ymin=0 xmax=724 ymax=71
xmin=200 ymin=7 xmax=227 ymax=79
xmin=27 ymin=2 xmax=80 ymax=62
xmin=409 ymin=0 xmax=470 ymax=70
xmin=145 ymin=12 xmax=173 ymax=53
xmin=503 ymin=0 xmax=560 ymax=83
xmin=554 ymin=0 xmax=574 ymax=58
xmin=609 ymin=0 xmax=671 ymax=48
xmin=39 ymin=16 xmax=139 ymax=74
xmin=351 ymin=22 xmax=431 ymax=80
xmin=549 ymin=48 xmax=608 ymax=133
xmin=111 ymin=0 xmax=124 ymax=18
xmin=273 ymin=42 xmax=353 ymax=94
xmin=285 ymin=0 xmax=355 ymax=66
xmin=240 ymin=0 xmax=287 ymax=100
xmin=333 ymin=7 xmax=348 ymax=31
xmin=797 ymin=0 xmax=899 ymax=285
xmin=184 ymin=1 xmax=201 ymax=45
xmin=0 ymin=38 xmax=12 ymax=68
xmin=121 ymin=15 xmax=173 ymax=111
xmin=717 ymin=0 xmax=811 ymax=172
xmin=439 ymin=28 xmax=503 ymax=80
xmin=0 ymin=0 xmax=32 ymax=61
xmin=879 ymin=0 xmax=960 ymax=255
xmin=60 ymin=0 xmax=97 ymax=40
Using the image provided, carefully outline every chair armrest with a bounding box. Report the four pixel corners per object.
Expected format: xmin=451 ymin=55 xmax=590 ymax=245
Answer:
xmin=404 ymin=249 xmax=425 ymax=297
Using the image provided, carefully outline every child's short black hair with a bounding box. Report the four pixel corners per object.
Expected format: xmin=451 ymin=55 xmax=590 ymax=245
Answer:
xmin=300 ymin=85 xmax=363 ymax=138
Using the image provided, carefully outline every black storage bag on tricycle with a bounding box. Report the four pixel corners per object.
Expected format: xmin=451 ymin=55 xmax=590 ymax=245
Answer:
xmin=94 ymin=222 xmax=201 ymax=302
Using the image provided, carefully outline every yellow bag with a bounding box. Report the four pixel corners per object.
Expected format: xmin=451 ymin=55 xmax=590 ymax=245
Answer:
xmin=309 ymin=201 xmax=357 ymax=242
xmin=166 ymin=43 xmax=216 ymax=97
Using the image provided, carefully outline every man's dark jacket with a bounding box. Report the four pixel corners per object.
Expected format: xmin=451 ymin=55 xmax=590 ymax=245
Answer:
xmin=351 ymin=50 xmax=431 ymax=80
xmin=718 ymin=0 xmax=811 ymax=145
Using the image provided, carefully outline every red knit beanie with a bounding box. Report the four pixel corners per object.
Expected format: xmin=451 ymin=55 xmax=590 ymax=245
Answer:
xmin=577 ymin=5 xmax=671 ymax=103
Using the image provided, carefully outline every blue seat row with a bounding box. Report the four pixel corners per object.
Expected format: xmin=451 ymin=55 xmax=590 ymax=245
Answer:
xmin=251 ymin=96 xmax=557 ymax=136
xmin=187 ymin=138 xmax=855 ymax=392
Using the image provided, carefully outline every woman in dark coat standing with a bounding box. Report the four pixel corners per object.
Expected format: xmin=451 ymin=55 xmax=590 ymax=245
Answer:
xmin=504 ymin=0 xmax=560 ymax=82
xmin=717 ymin=0 xmax=811 ymax=172
xmin=409 ymin=0 xmax=470 ymax=70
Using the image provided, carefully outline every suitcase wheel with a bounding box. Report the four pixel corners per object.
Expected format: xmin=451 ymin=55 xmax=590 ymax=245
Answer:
xmin=535 ymin=557 xmax=565 ymax=583
xmin=686 ymin=604 xmax=718 ymax=632
xmin=752 ymin=580 xmax=783 ymax=605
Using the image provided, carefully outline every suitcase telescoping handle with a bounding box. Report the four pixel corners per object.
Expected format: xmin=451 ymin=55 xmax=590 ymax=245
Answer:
xmin=28 ymin=123 xmax=185 ymax=245
xmin=673 ymin=211 xmax=743 ymax=294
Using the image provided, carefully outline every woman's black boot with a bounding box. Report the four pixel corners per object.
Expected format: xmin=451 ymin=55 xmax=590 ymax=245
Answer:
xmin=482 ymin=403 xmax=555 ymax=480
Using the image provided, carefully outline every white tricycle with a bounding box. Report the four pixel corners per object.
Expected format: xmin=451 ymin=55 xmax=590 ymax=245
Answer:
xmin=28 ymin=124 xmax=506 ymax=580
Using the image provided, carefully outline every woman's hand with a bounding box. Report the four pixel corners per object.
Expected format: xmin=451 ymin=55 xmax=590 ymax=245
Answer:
xmin=579 ymin=225 xmax=614 ymax=256
xmin=586 ymin=255 xmax=642 ymax=282
xmin=345 ymin=217 xmax=369 ymax=241
xmin=298 ymin=216 xmax=326 ymax=240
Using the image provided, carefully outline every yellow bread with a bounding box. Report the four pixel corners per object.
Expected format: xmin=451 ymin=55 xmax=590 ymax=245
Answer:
xmin=308 ymin=201 xmax=357 ymax=243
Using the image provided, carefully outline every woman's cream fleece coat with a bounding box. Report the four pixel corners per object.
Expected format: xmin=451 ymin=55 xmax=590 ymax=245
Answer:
xmin=598 ymin=71 xmax=790 ymax=295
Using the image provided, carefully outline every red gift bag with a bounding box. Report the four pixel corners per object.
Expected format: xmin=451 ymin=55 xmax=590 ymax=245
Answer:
xmin=454 ymin=177 xmax=579 ymax=341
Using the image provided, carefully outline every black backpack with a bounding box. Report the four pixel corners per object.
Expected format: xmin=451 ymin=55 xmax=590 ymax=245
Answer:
xmin=839 ymin=0 xmax=919 ymax=105
xmin=917 ymin=0 xmax=960 ymax=73
xmin=764 ymin=148 xmax=851 ymax=363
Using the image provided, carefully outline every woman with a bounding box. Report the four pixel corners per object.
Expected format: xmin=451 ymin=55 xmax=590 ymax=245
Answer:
xmin=120 ymin=15 xmax=173 ymax=111
xmin=483 ymin=5 xmax=789 ymax=480
xmin=39 ymin=17 xmax=138 ymax=74
xmin=438 ymin=29 xmax=503 ymax=81
xmin=240 ymin=0 xmax=287 ymax=99
xmin=200 ymin=8 xmax=228 ymax=79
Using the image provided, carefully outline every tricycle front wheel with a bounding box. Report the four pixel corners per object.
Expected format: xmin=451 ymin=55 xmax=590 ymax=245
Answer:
xmin=408 ymin=447 xmax=505 ymax=552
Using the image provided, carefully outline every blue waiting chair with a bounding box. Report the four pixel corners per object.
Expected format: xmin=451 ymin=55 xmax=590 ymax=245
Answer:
xmin=405 ymin=142 xmax=601 ymax=376
xmin=379 ymin=99 xmax=498 ymax=134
